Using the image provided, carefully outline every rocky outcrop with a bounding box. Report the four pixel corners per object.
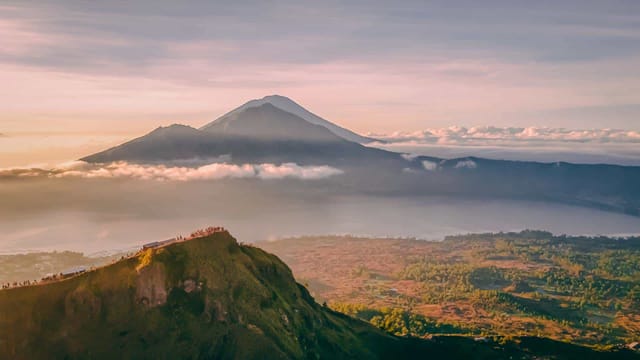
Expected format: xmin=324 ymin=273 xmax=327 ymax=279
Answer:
xmin=136 ymin=261 xmax=167 ymax=307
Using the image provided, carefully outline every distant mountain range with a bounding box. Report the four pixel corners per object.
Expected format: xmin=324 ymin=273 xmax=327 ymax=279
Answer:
xmin=81 ymin=95 xmax=640 ymax=216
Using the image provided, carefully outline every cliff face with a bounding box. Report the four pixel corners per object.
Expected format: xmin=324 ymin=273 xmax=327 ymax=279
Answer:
xmin=0 ymin=232 xmax=424 ymax=359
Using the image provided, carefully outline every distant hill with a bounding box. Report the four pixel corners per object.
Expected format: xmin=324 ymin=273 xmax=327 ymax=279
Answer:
xmin=0 ymin=251 xmax=118 ymax=285
xmin=201 ymin=95 xmax=378 ymax=144
xmin=0 ymin=230 xmax=635 ymax=359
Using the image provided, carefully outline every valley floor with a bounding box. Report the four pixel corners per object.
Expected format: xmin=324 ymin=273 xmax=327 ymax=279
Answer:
xmin=260 ymin=231 xmax=640 ymax=350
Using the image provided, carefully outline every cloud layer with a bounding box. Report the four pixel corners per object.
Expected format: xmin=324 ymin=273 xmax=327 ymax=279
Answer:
xmin=454 ymin=160 xmax=477 ymax=169
xmin=421 ymin=160 xmax=438 ymax=171
xmin=0 ymin=161 xmax=343 ymax=181
xmin=370 ymin=126 xmax=640 ymax=146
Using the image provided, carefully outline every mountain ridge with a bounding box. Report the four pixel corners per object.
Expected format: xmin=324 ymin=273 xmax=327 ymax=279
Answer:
xmin=81 ymin=104 xmax=400 ymax=166
xmin=0 ymin=230 xmax=402 ymax=359
xmin=201 ymin=103 xmax=352 ymax=143
xmin=201 ymin=95 xmax=378 ymax=144
xmin=1 ymin=230 xmax=635 ymax=359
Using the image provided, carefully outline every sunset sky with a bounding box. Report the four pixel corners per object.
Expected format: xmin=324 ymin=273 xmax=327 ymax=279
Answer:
xmin=1 ymin=0 xmax=639 ymax=137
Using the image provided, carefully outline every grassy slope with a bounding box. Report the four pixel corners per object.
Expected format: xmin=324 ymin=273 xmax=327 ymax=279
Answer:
xmin=0 ymin=232 xmax=636 ymax=359
xmin=0 ymin=232 xmax=435 ymax=359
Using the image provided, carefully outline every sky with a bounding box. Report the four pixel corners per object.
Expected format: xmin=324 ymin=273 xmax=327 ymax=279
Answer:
xmin=2 ymin=1 xmax=640 ymax=252
xmin=1 ymin=1 xmax=639 ymax=143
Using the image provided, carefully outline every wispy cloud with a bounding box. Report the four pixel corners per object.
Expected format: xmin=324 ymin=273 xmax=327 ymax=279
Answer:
xmin=370 ymin=126 xmax=640 ymax=146
xmin=454 ymin=160 xmax=478 ymax=169
xmin=0 ymin=161 xmax=343 ymax=181
xmin=421 ymin=160 xmax=438 ymax=171
xmin=1 ymin=1 xmax=640 ymax=134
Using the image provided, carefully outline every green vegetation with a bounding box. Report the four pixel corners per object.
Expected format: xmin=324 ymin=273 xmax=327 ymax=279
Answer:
xmin=394 ymin=232 xmax=640 ymax=344
xmin=0 ymin=232 xmax=558 ymax=360
xmin=330 ymin=303 xmax=474 ymax=337
xmin=1 ymin=231 xmax=639 ymax=359
xmin=1 ymin=233 xmax=400 ymax=359
xmin=263 ymin=231 xmax=640 ymax=349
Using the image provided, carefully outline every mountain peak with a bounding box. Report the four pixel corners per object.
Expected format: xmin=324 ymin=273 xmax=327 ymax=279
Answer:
xmin=148 ymin=124 xmax=200 ymax=136
xmin=158 ymin=123 xmax=196 ymax=130
xmin=262 ymin=94 xmax=291 ymax=101
xmin=203 ymin=102 xmax=347 ymax=143
xmin=201 ymin=95 xmax=377 ymax=143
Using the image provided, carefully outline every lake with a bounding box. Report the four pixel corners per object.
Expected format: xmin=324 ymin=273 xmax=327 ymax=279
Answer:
xmin=1 ymin=179 xmax=639 ymax=254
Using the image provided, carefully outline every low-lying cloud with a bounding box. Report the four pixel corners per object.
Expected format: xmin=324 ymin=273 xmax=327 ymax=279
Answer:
xmin=454 ymin=160 xmax=478 ymax=169
xmin=369 ymin=126 xmax=640 ymax=146
xmin=422 ymin=160 xmax=438 ymax=171
xmin=0 ymin=161 xmax=343 ymax=181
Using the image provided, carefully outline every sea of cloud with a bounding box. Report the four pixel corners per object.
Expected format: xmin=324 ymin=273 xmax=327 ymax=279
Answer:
xmin=0 ymin=161 xmax=343 ymax=181
xmin=369 ymin=126 xmax=640 ymax=145
xmin=369 ymin=126 xmax=640 ymax=166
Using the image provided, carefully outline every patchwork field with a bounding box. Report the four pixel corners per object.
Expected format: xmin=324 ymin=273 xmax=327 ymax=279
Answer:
xmin=260 ymin=231 xmax=640 ymax=349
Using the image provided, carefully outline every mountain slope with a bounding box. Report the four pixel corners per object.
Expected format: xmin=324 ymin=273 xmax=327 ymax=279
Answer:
xmin=0 ymin=231 xmax=401 ymax=359
xmin=82 ymin=105 xmax=401 ymax=166
xmin=81 ymin=124 xmax=220 ymax=164
xmin=0 ymin=233 xmax=402 ymax=358
xmin=0 ymin=231 xmax=635 ymax=359
xmin=201 ymin=95 xmax=377 ymax=143
xmin=201 ymin=103 xmax=350 ymax=143
xmin=423 ymin=156 xmax=640 ymax=215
